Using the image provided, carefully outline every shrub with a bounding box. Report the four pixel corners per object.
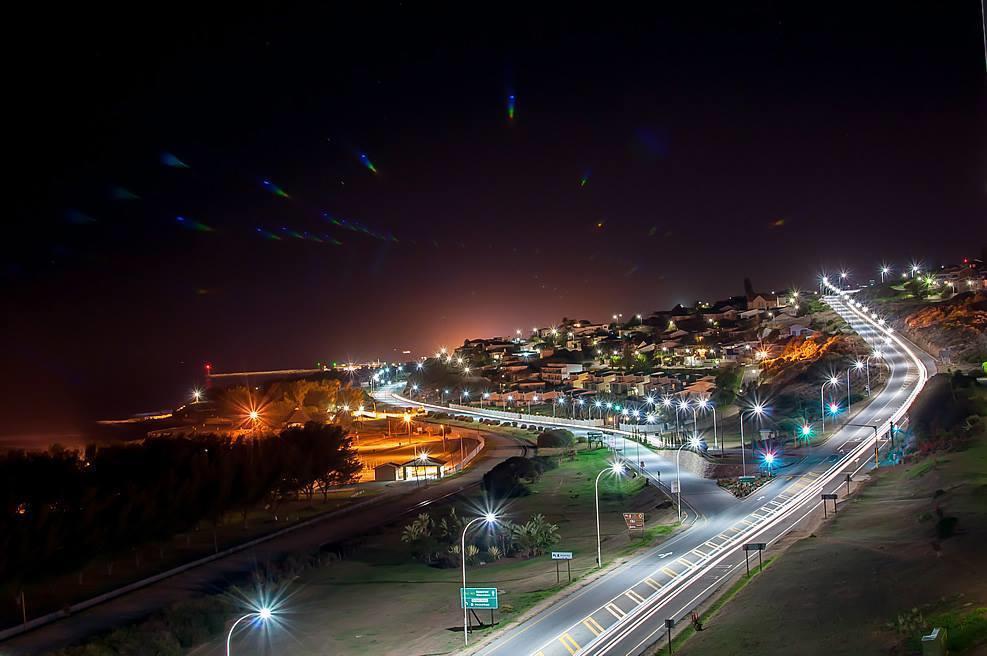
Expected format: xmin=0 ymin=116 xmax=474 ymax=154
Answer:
xmin=537 ymin=429 xmax=575 ymax=448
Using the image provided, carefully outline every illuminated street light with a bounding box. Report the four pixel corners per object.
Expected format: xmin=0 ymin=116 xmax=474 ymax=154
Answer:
xmin=226 ymin=607 xmax=274 ymax=656
xmin=880 ymin=265 xmax=890 ymax=283
xmin=738 ymin=403 xmax=766 ymax=477
xmin=461 ymin=513 xmax=498 ymax=646
xmin=800 ymin=423 xmax=813 ymax=440
xmin=191 ymin=388 xmax=203 ymax=402
xmin=595 ymin=461 xmax=625 ymax=568
xmin=697 ymin=397 xmax=718 ymax=451
xmin=820 ymin=376 xmax=840 ymax=433
xmin=762 ymin=450 xmax=777 ymax=476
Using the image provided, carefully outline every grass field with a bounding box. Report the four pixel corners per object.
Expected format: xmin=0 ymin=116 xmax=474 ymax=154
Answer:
xmin=0 ymin=487 xmax=380 ymax=628
xmin=194 ymin=447 xmax=680 ymax=656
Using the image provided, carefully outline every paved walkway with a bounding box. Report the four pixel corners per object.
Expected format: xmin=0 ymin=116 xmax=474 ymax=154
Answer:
xmin=0 ymin=429 xmax=525 ymax=655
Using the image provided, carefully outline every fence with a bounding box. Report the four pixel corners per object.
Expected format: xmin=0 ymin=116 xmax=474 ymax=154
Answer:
xmin=447 ymin=435 xmax=485 ymax=473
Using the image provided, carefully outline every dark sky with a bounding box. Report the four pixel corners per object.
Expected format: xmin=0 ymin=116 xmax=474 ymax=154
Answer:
xmin=3 ymin=3 xmax=985 ymax=433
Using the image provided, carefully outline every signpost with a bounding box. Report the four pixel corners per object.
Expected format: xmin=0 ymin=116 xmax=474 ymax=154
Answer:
xmin=822 ymin=492 xmax=838 ymax=517
xmin=461 ymin=587 xmax=499 ymax=631
xmin=552 ymin=551 xmax=573 ymax=582
xmin=742 ymin=542 xmax=766 ymax=577
xmin=665 ymin=618 xmax=675 ymax=654
xmin=623 ymin=512 xmax=645 ymax=533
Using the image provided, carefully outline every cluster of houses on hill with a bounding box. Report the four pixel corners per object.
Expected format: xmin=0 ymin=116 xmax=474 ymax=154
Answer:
xmin=429 ymin=281 xmax=821 ymax=406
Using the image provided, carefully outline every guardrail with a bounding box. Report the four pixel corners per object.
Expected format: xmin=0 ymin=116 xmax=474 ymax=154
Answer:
xmin=445 ymin=403 xmax=604 ymax=428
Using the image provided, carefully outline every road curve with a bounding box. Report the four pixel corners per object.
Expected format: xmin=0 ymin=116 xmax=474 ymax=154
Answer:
xmin=382 ymin=290 xmax=935 ymax=656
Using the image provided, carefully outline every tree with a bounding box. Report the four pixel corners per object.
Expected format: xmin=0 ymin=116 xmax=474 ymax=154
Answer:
xmin=510 ymin=514 xmax=560 ymax=557
xmin=401 ymin=513 xmax=437 ymax=562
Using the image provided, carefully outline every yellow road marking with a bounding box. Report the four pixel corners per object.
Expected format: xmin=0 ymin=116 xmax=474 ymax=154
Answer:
xmin=559 ymin=633 xmax=580 ymax=654
xmin=583 ymin=617 xmax=605 ymax=635
xmin=644 ymin=577 xmax=662 ymax=590
xmin=661 ymin=566 xmax=679 ymax=578
xmin=533 ymin=652 xmax=545 ymax=656
xmin=625 ymin=589 xmax=646 ymax=603
xmin=605 ymin=603 xmax=626 ymax=618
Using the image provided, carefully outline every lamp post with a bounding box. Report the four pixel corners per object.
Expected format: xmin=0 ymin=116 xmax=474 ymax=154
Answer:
xmin=738 ymin=404 xmax=766 ymax=477
xmin=595 ymin=462 xmax=625 ymax=568
xmin=821 ymin=376 xmax=839 ymax=433
xmin=697 ymin=398 xmax=718 ymax=452
xmin=226 ymin=608 xmax=273 ymax=656
xmin=676 ymin=399 xmax=690 ymax=444
xmin=461 ymin=513 xmax=497 ymax=646
xmin=676 ymin=436 xmax=702 ymax=521
xmin=847 ymin=362 xmax=864 ymax=413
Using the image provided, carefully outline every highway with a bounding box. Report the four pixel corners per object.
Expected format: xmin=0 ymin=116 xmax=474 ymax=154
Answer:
xmin=377 ymin=288 xmax=936 ymax=656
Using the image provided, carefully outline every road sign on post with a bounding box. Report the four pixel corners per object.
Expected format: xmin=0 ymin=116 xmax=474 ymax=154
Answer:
xmin=460 ymin=587 xmax=499 ymax=609
xmin=742 ymin=543 xmax=766 ymax=577
xmin=623 ymin=512 xmax=645 ymax=531
xmin=822 ymin=492 xmax=838 ymax=517
xmin=665 ymin=618 xmax=675 ymax=654
xmin=552 ymin=551 xmax=573 ymax=582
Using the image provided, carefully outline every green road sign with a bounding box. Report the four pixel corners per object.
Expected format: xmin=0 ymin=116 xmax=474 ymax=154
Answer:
xmin=461 ymin=587 xmax=499 ymax=609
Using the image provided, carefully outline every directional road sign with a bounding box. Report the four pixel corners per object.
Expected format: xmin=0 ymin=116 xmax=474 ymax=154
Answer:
xmin=461 ymin=587 xmax=499 ymax=609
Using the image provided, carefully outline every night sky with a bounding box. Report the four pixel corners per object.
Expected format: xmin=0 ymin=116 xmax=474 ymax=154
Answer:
xmin=3 ymin=4 xmax=985 ymax=434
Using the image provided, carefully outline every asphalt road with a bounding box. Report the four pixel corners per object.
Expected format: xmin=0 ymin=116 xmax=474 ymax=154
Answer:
xmin=383 ymin=292 xmax=936 ymax=656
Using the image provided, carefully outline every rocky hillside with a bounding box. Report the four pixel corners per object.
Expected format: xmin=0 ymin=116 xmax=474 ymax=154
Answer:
xmin=902 ymin=292 xmax=986 ymax=368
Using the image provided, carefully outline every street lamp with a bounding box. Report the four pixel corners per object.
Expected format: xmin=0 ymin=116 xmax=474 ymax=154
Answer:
xmin=191 ymin=388 xmax=203 ymax=402
xmin=481 ymin=392 xmax=489 ymax=408
xmin=595 ymin=462 xmax=625 ymax=568
xmin=676 ymin=436 xmax=702 ymax=520
xmin=226 ymin=607 xmax=273 ymax=656
xmin=847 ymin=362 xmax=864 ymax=412
xmin=738 ymin=403 xmax=766 ymax=477
xmin=461 ymin=512 xmax=497 ymax=646
xmin=799 ymin=422 xmax=813 ymax=445
xmin=593 ymin=399 xmax=602 ymax=419
xmin=676 ymin=399 xmax=690 ymax=444
xmin=697 ymin=397 xmax=717 ymax=452
xmin=880 ymin=265 xmax=890 ymax=283
xmin=762 ymin=450 xmax=777 ymax=476
xmin=821 ymin=376 xmax=839 ymax=433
